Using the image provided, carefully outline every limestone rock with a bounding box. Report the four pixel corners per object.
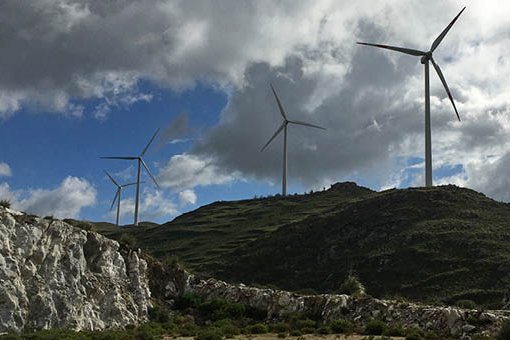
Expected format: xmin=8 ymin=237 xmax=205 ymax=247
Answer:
xmin=166 ymin=267 xmax=510 ymax=338
xmin=0 ymin=207 xmax=150 ymax=332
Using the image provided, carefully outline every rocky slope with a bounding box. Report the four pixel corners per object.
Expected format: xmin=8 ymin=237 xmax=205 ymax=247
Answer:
xmin=166 ymin=267 xmax=510 ymax=338
xmin=0 ymin=207 xmax=151 ymax=332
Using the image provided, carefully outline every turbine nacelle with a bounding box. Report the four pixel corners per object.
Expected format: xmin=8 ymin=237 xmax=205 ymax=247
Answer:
xmin=420 ymin=52 xmax=432 ymax=64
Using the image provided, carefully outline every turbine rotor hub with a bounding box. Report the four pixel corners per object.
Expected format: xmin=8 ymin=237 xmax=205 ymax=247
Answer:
xmin=420 ymin=52 xmax=432 ymax=64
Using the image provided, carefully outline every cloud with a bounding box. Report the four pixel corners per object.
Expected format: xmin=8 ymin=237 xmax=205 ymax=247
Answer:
xmin=1 ymin=176 xmax=96 ymax=218
xmin=179 ymin=189 xmax=197 ymax=206
xmin=5 ymin=1 xmax=510 ymax=204
xmin=158 ymin=154 xmax=237 ymax=190
xmin=0 ymin=163 xmax=12 ymax=177
xmin=107 ymin=189 xmax=179 ymax=223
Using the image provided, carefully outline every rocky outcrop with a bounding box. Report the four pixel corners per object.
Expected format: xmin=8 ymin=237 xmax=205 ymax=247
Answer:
xmin=0 ymin=207 xmax=150 ymax=332
xmin=166 ymin=269 xmax=510 ymax=338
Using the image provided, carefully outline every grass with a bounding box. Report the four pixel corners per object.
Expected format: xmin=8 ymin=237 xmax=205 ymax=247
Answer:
xmin=89 ymin=182 xmax=510 ymax=307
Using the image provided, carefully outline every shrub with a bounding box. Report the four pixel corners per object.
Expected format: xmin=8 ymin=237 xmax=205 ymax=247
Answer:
xmin=338 ymin=273 xmax=366 ymax=296
xmin=289 ymin=329 xmax=302 ymax=336
xmin=277 ymin=333 xmax=287 ymax=338
xmin=317 ymin=326 xmax=331 ymax=334
xmin=196 ymin=327 xmax=224 ymax=340
xmin=119 ymin=233 xmax=137 ymax=249
xmin=269 ymin=323 xmax=290 ymax=333
xmin=148 ymin=305 xmax=170 ymax=323
xmin=0 ymin=199 xmax=11 ymax=209
xmin=497 ymin=319 xmax=510 ymax=340
xmin=364 ymin=320 xmax=388 ymax=335
xmin=329 ymin=319 xmax=353 ymax=334
xmin=198 ymin=299 xmax=246 ymax=320
xmin=383 ymin=324 xmax=406 ymax=336
xmin=294 ymin=318 xmax=317 ymax=331
xmin=455 ymin=299 xmax=477 ymax=309
xmin=174 ymin=293 xmax=202 ymax=310
xmin=246 ymin=323 xmax=268 ymax=334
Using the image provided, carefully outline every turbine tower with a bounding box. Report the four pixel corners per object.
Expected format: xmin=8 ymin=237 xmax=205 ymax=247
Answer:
xmin=104 ymin=170 xmax=138 ymax=226
xmin=357 ymin=7 xmax=465 ymax=187
xmin=261 ymin=84 xmax=326 ymax=196
xmin=101 ymin=129 xmax=160 ymax=226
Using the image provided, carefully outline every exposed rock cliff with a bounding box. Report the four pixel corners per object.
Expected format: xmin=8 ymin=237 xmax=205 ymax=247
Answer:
xmin=0 ymin=207 xmax=150 ymax=332
xmin=166 ymin=268 xmax=510 ymax=338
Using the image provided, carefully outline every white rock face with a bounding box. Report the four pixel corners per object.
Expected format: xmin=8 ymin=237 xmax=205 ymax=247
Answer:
xmin=0 ymin=208 xmax=150 ymax=332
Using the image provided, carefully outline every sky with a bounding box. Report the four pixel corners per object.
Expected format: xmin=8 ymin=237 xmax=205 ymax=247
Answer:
xmin=1 ymin=0 xmax=510 ymax=224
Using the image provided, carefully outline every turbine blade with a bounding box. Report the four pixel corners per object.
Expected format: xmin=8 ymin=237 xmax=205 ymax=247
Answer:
xmin=100 ymin=156 xmax=138 ymax=160
xmin=357 ymin=42 xmax=426 ymax=56
xmin=270 ymin=83 xmax=288 ymax=121
xmin=140 ymin=158 xmax=160 ymax=189
xmin=122 ymin=182 xmax=139 ymax=188
xmin=261 ymin=123 xmax=286 ymax=152
xmin=288 ymin=120 xmax=326 ymax=130
xmin=431 ymin=57 xmax=461 ymax=121
xmin=430 ymin=7 xmax=466 ymax=52
xmin=141 ymin=128 xmax=160 ymax=157
xmin=110 ymin=190 xmax=120 ymax=211
xmin=103 ymin=170 xmax=120 ymax=187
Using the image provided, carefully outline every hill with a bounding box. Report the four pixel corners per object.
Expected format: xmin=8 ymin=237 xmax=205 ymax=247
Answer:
xmin=91 ymin=183 xmax=510 ymax=307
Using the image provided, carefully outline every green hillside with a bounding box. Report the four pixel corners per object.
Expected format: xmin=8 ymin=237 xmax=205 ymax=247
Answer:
xmin=91 ymin=183 xmax=510 ymax=307
xmin=92 ymin=182 xmax=373 ymax=273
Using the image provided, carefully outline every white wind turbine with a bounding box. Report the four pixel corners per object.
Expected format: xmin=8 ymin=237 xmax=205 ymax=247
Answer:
xmin=357 ymin=7 xmax=465 ymax=187
xmin=104 ymin=170 xmax=138 ymax=226
xmin=101 ymin=129 xmax=160 ymax=226
xmin=261 ymin=84 xmax=326 ymax=196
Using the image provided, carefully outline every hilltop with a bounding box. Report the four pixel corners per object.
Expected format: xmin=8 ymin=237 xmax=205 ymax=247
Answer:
xmin=91 ymin=182 xmax=510 ymax=308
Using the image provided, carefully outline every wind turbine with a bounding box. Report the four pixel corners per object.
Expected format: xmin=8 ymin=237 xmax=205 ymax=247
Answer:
xmin=357 ymin=7 xmax=465 ymax=187
xmin=101 ymin=129 xmax=160 ymax=226
xmin=104 ymin=170 xmax=138 ymax=226
xmin=261 ymin=84 xmax=326 ymax=196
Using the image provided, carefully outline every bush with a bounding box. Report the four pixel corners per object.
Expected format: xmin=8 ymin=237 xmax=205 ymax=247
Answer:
xmin=198 ymin=299 xmax=246 ymax=320
xmin=497 ymin=319 xmax=510 ymax=340
xmin=212 ymin=319 xmax=241 ymax=338
xmin=294 ymin=318 xmax=316 ymax=331
xmin=289 ymin=329 xmax=302 ymax=336
xmin=329 ymin=319 xmax=353 ymax=334
xmin=455 ymin=299 xmax=477 ymax=309
xmin=148 ymin=306 xmax=170 ymax=323
xmin=269 ymin=323 xmax=290 ymax=333
xmin=338 ymin=273 xmax=366 ymax=296
xmin=246 ymin=323 xmax=268 ymax=334
xmin=364 ymin=320 xmax=388 ymax=335
xmin=196 ymin=327 xmax=224 ymax=340
xmin=174 ymin=293 xmax=202 ymax=310
xmin=0 ymin=199 xmax=11 ymax=209
xmin=317 ymin=326 xmax=331 ymax=334
xmin=383 ymin=324 xmax=406 ymax=336
xmin=119 ymin=233 xmax=137 ymax=248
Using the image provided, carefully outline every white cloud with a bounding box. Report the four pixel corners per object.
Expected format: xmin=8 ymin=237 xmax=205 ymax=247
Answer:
xmin=4 ymin=1 xmax=510 ymax=203
xmin=0 ymin=176 xmax=96 ymax=218
xmin=106 ymin=189 xmax=179 ymax=224
xmin=179 ymin=189 xmax=197 ymax=206
xmin=0 ymin=163 xmax=12 ymax=177
xmin=158 ymin=154 xmax=237 ymax=190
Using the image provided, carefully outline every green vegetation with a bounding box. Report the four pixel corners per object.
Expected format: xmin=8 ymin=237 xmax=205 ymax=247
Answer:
xmin=89 ymin=183 xmax=510 ymax=307
xmin=364 ymin=320 xmax=388 ymax=335
xmin=497 ymin=319 xmax=510 ymax=340
xmin=0 ymin=199 xmax=11 ymax=209
xmin=338 ymin=273 xmax=366 ymax=296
